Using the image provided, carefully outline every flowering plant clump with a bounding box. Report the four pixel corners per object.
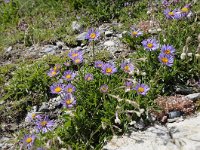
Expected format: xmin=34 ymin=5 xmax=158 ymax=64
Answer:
xmin=13 ymin=1 xmax=200 ymax=149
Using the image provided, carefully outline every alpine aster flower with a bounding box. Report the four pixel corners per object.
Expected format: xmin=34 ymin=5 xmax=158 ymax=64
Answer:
xmin=72 ymin=56 xmax=83 ymax=64
xmin=50 ymin=83 xmax=65 ymax=94
xmin=94 ymin=60 xmax=104 ymax=68
xmin=23 ymin=134 xmax=36 ymax=149
xmin=68 ymin=50 xmax=83 ymax=60
xmin=85 ymin=28 xmax=100 ymax=41
xmin=36 ymin=116 xmax=54 ymax=133
xmin=180 ymin=4 xmax=191 ymax=17
xmin=164 ymin=8 xmax=181 ymax=19
xmin=61 ymin=93 xmax=76 ymax=108
xmin=85 ymin=73 xmax=93 ymax=81
xmin=64 ymin=61 xmax=71 ymax=67
xmin=131 ymin=29 xmax=143 ymax=37
xmin=125 ymin=81 xmax=134 ymax=92
xmin=100 ymin=84 xmax=109 ymax=93
xmin=101 ymin=63 xmax=117 ymax=75
xmin=62 ymin=70 xmax=76 ymax=81
xmin=47 ymin=68 xmax=59 ymax=77
xmin=158 ymin=53 xmax=174 ymax=67
xmin=135 ymin=83 xmax=150 ymax=95
xmin=142 ymin=38 xmax=159 ymax=51
xmin=121 ymin=62 xmax=134 ymax=74
xmin=53 ymin=64 xmax=61 ymax=71
xmin=64 ymin=83 xmax=76 ymax=93
xmin=25 ymin=112 xmax=42 ymax=123
xmin=161 ymin=44 xmax=175 ymax=55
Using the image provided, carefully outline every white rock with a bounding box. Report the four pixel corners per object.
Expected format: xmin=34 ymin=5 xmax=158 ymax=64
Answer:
xmin=76 ymin=32 xmax=87 ymax=41
xmin=105 ymin=31 xmax=113 ymax=37
xmin=185 ymin=93 xmax=200 ymax=101
xmin=104 ymin=114 xmax=200 ymax=150
xmin=104 ymin=41 xmax=115 ymax=47
xmin=72 ymin=21 xmax=82 ymax=32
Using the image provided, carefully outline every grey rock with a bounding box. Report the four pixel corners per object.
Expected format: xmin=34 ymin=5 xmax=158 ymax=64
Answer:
xmin=6 ymin=46 xmax=12 ymax=52
xmin=104 ymin=41 xmax=115 ymax=47
xmin=42 ymin=45 xmax=58 ymax=54
xmin=105 ymin=31 xmax=113 ymax=37
xmin=56 ymin=41 xmax=65 ymax=48
xmin=72 ymin=21 xmax=82 ymax=32
xmin=104 ymin=113 xmax=200 ymax=150
xmin=76 ymin=32 xmax=87 ymax=41
xmin=39 ymin=102 xmax=49 ymax=112
xmin=175 ymin=86 xmax=193 ymax=94
xmin=185 ymin=93 xmax=200 ymax=101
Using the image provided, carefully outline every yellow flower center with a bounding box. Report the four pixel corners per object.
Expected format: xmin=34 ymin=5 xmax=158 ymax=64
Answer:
xmin=106 ymin=68 xmax=112 ymax=73
xmin=124 ymin=65 xmax=130 ymax=72
xmin=51 ymin=71 xmax=57 ymax=76
xmin=72 ymin=53 xmax=78 ymax=58
xmin=40 ymin=121 xmax=47 ymax=127
xmin=53 ymin=65 xmax=60 ymax=71
xmin=66 ymin=74 xmax=71 ymax=79
xmin=26 ymin=137 xmax=32 ymax=143
xmin=132 ymin=31 xmax=138 ymax=36
xmin=66 ymin=99 xmax=73 ymax=105
xmin=87 ymin=77 xmax=92 ymax=81
xmin=181 ymin=7 xmax=189 ymax=13
xmin=90 ymin=33 xmax=96 ymax=39
xmin=67 ymin=88 xmax=73 ymax=93
xmin=165 ymin=49 xmax=171 ymax=54
xmin=101 ymin=87 xmax=107 ymax=92
xmin=75 ymin=59 xmax=80 ymax=64
xmin=98 ymin=64 xmax=102 ymax=67
xmin=55 ymin=86 xmax=62 ymax=93
xmin=168 ymin=12 xmax=174 ymax=16
xmin=161 ymin=57 xmax=168 ymax=63
xmin=138 ymin=87 xmax=144 ymax=93
xmin=32 ymin=113 xmax=36 ymax=119
xmin=147 ymin=43 xmax=153 ymax=48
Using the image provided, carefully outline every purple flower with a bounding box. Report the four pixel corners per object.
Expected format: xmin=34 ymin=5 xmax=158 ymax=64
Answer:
xmin=100 ymin=84 xmax=109 ymax=93
xmin=161 ymin=44 xmax=175 ymax=55
xmin=125 ymin=81 xmax=133 ymax=91
xmin=4 ymin=0 xmax=10 ymax=3
xmin=47 ymin=68 xmax=59 ymax=77
xmin=162 ymin=0 xmax=170 ymax=7
xmin=68 ymin=50 xmax=83 ymax=60
xmin=142 ymin=38 xmax=159 ymax=51
xmin=85 ymin=28 xmax=100 ymax=41
xmin=53 ymin=64 xmax=61 ymax=71
xmin=25 ymin=112 xmax=42 ymax=123
xmin=64 ymin=61 xmax=71 ymax=67
xmin=131 ymin=29 xmax=143 ymax=37
xmin=101 ymin=63 xmax=117 ymax=75
xmin=22 ymin=134 xmax=36 ymax=149
xmin=94 ymin=60 xmax=104 ymax=68
xmin=85 ymin=73 xmax=93 ymax=81
xmin=62 ymin=70 xmax=76 ymax=81
xmin=164 ymin=8 xmax=181 ymax=19
xmin=158 ymin=53 xmax=174 ymax=67
xmin=121 ymin=62 xmax=134 ymax=73
xmin=50 ymin=83 xmax=65 ymax=94
xmin=64 ymin=83 xmax=76 ymax=93
xmin=36 ymin=116 xmax=54 ymax=133
xmin=72 ymin=56 xmax=83 ymax=65
xmin=135 ymin=83 xmax=150 ymax=95
xmin=180 ymin=4 xmax=191 ymax=17
xmin=61 ymin=93 xmax=76 ymax=108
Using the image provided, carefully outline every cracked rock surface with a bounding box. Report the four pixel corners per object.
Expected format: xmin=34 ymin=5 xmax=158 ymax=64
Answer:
xmin=103 ymin=113 xmax=200 ymax=150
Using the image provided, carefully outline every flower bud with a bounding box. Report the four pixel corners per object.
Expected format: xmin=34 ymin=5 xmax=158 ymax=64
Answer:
xmin=180 ymin=53 xmax=186 ymax=60
xmin=195 ymin=53 xmax=200 ymax=59
xmin=198 ymin=34 xmax=200 ymax=42
xmin=187 ymin=53 xmax=193 ymax=57
xmin=182 ymin=46 xmax=188 ymax=53
xmin=186 ymin=36 xmax=192 ymax=45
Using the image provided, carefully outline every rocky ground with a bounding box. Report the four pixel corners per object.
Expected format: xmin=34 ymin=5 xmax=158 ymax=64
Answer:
xmin=0 ymin=21 xmax=200 ymax=149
